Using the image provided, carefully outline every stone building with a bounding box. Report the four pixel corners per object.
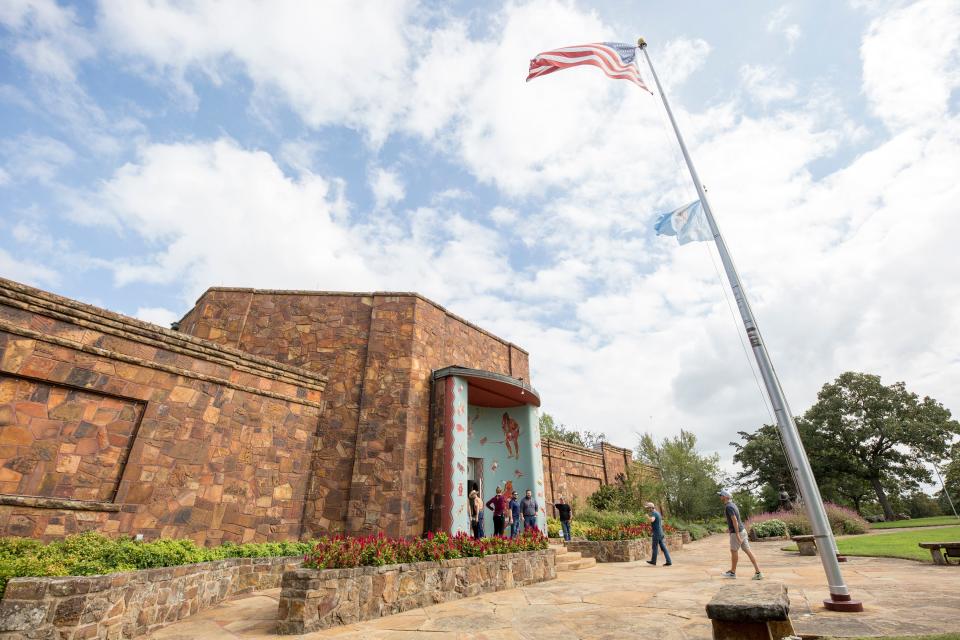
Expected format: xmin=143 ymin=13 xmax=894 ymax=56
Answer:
xmin=0 ymin=278 xmax=640 ymax=542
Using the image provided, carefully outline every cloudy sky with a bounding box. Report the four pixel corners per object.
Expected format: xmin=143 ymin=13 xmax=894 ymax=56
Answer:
xmin=2 ymin=0 xmax=959 ymax=471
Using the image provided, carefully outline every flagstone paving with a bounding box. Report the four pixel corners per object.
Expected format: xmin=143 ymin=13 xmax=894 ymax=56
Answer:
xmin=145 ymin=536 xmax=960 ymax=639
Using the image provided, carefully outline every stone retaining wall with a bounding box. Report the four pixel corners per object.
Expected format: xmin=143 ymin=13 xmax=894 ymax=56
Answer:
xmin=0 ymin=555 xmax=302 ymax=640
xmin=276 ymin=549 xmax=556 ymax=634
xmin=566 ymin=533 xmax=683 ymax=563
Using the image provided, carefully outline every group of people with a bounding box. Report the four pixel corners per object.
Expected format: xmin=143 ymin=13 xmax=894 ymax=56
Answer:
xmin=470 ymin=485 xmax=763 ymax=581
xmin=468 ymin=487 xmax=541 ymax=538
xmin=643 ymin=489 xmax=763 ymax=580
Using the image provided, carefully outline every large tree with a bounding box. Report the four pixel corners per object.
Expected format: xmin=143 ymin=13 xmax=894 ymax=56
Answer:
xmin=539 ymin=412 xmax=606 ymax=450
xmin=637 ymin=430 xmax=722 ymax=521
xmin=775 ymin=372 xmax=956 ymax=520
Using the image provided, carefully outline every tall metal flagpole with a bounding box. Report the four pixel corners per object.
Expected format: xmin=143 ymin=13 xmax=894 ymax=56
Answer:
xmin=934 ymin=463 xmax=960 ymax=519
xmin=637 ymin=38 xmax=862 ymax=612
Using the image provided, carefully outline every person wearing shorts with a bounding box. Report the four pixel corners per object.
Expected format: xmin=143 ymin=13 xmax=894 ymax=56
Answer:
xmin=718 ymin=490 xmax=762 ymax=580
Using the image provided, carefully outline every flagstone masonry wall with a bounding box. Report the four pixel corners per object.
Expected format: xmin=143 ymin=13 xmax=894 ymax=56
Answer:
xmin=275 ymin=549 xmax=556 ymax=634
xmin=566 ymin=533 xmax=684 ymax=563
xmin=0 ymin=555 xmax=302 ymax=640
xmin=0 ymin=278 xmax=326 ymax=544
xmin=178 ymin=288 xmax=530 ymax=539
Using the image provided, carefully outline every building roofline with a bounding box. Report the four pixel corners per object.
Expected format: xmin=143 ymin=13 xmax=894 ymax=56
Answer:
xmin=186 ymin=287 xmax=530 ymax=355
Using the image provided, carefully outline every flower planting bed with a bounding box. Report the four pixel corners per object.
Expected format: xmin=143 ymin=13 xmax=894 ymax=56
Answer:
xmin=0 ymin=555 xmax=301 ymax=640
xmin=566 ymin=533 xmax=683 ymax=563
xmin=276 ymin=531 xmax=554 ymax=633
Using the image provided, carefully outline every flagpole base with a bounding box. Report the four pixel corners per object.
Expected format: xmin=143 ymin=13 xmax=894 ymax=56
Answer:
xmin=823 ymin=592 xmax=863 ymax=612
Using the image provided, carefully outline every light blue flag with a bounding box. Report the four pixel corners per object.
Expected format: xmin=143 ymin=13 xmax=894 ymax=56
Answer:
xmin=654 ymin=200 xmax=712 ymax=244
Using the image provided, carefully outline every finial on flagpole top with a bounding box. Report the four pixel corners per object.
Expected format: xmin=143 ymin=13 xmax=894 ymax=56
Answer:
xmin=637 ymin=37 xmax=647 ymax=49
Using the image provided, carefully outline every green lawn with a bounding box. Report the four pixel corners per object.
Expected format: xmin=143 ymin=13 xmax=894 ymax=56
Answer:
xmin=784 ymin=526 xmax=960 ymax=562
xmin=869 ymin=515 xmax=960 ymax=529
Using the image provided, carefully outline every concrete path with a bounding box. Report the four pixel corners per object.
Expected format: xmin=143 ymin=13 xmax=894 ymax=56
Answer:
xmin=146 ymin=536 xmax=960 ymax=639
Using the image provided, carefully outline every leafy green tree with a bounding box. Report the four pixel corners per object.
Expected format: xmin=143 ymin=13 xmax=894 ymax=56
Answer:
xmin=637 ymin=430 xmax=722 ymax=520
xmin=587 ymin=462 xmax=664 ymax=512
xmin=803 ymin=372 xmax=959 ymax=521
xmin=539 ymin=412 xmax=606 ymax=449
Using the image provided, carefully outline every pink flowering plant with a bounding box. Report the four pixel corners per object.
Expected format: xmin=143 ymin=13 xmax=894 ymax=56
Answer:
xmin=302 ymin=529 xmax=548 ymax=570
xmin=746 ymin=502 xmax=868 ymax=538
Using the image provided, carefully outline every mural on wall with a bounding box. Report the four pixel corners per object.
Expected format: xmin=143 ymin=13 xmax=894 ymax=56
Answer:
xmin=466 ymin=404 xmax=546 ymax=529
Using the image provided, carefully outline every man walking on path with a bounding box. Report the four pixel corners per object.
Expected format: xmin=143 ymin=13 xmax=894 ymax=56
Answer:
xmin=550 ymin=496 xmax=573 ymax=542
xmin=486 ymin=486 xmax=509 ymax=536
xmin=520 ymin=489 xmax=539 ymax=532
xmin=718 ymin=490 xmax=763 ymax=580
xmin=508 ymin=490 xmax=522 ymax=538
xmin=644 ymin=502 xmax=672 ymax=566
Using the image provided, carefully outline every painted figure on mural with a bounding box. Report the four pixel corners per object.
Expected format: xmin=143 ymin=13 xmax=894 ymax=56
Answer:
xmin=501 ymin=411 xmax=521 ymax=459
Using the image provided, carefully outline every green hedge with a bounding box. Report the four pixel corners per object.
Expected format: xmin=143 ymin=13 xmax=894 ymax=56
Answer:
xmin=750 ymin=518 xmax=788 ymax=539
xmin=0 ymin=533 xmax=313 ymax=597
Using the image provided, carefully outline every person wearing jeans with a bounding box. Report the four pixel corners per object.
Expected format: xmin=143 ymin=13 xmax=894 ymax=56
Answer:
xmin=551 ymin=495 xmax=573 ymax=542
xmin=644 ymin=502 xmax=672 ymax=566
xmin=508 ymin=491 xmax=522 ymax=538
xmin=486 ymin=486 xmax=509 ymax=536
xmin=520 ymin=489 xmax=539 ymax=531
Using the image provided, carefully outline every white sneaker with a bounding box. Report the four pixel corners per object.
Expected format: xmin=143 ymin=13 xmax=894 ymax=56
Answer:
xmin=721 ymin=571 xmax=736 ymax=578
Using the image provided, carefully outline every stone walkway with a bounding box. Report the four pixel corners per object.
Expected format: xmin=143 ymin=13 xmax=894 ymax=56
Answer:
xmin=146 ymin=537 xmax=960 ymax=639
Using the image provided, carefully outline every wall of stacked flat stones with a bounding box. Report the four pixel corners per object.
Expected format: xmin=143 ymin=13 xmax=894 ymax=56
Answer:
xmin=181 ymin=290 xmax=375 ymax=538
xmin=0 ymin=556 xmax=302 ymax=640
xmin=0 ymin=278 xmax=325 ymax=543
xmin=567 ymin=534 xmax=683 ymax=563
xmin=277 ymin=549 xmax=555 ymax=634
xmin=181 ymin=289 xmax=531 ymax=539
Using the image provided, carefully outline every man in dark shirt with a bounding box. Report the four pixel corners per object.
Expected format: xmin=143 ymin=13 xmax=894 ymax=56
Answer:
xmin=486 ymin=486 xmax=509 ymax=536
xmin=718 ymin=490 xmax=762 ymax=579
xmin=644 ymin=502 xmax=672 ymax=566
xmin=520 ymin=489 xmax=539 ymax=532
xmin=508 ymin=491 xmax=522 ymax=538
xmin=550 ymin=495 xmax=573 ymax=541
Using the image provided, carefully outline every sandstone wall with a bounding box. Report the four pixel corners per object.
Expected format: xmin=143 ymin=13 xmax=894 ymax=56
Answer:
xmin=0 ymin=556 xmax=302 ymax=640
xmin=542 ymin=439 xmax=659 ymax=511
xmin=0 ymin=278 xmax=325 ymax=543
xmin=179 ymin=289 xmax=530 ymax=538
xmin=276 ymin=549 xmax=556 ymax=634
xmin=566 ymin=533 xmax=683 ymax=563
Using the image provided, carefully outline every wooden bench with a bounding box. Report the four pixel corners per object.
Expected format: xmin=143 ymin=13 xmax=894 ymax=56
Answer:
xmin=791 ymin=535 xmax=817 ymax=556
xmin=919 ymin=542 xmax=960 ymax=566
xmin=705 ymin=582 xmax=795 ymax=640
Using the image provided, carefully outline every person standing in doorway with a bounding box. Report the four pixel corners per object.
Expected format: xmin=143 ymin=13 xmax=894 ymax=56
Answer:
xmin=486 ymin=486 xmax=509 ymax=536
xmin=521 ymin=489 xmax=539 ymax=532
xmin=468 ymin=490 xmax=481 ymax=539
xmin=644 ymin=502 xmax=672 ymax=566
xmin=718 ymin=490 xmax=763 ymax=580
xmin=508 ymin=490 xmax=522 ymax=538
xmin=550 ymin=496 xmax=573 ymax=542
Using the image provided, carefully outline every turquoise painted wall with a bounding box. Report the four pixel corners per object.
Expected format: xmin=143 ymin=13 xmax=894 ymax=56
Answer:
xmin=447 ymin=376 xmax=470 ymax=536
xmin=466 ymin=404 xmax=546 ymax=529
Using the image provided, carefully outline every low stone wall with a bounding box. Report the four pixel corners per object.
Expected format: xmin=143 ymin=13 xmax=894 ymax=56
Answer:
xmin=567 ymin=533 xmax=683 ymax=563
xmin=0 ymin=555 xmax=302 ymax=640
xmin=277 ymin=549 xmax=556 ymax=634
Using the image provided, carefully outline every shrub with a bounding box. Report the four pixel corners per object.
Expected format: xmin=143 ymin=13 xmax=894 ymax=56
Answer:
xmin=303 ymin=529 xmax=548 ymax=570
xmin=746 ymin=503 xmax=868 ymax=538
xmin=750 ymin=519 xmax=788 ymax=539
xmin=0 ymin=532 xmax=315 ymax=597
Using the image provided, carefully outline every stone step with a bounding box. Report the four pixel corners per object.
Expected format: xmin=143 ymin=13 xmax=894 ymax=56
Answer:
xmin=555 ymin=551 xmax=583 ymax=562
xmin=557 ymin=557 xmax=596 ymax=571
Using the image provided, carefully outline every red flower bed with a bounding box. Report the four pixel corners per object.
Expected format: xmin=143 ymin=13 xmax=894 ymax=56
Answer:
xmin=303 ymin=529 xmax=548 ymax=569
xmin=583 ymin=522 xmax=677 ymax=541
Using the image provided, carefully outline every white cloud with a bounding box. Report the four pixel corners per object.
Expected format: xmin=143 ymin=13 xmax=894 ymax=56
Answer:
xmin=766 ymin=6 xmax=802 ymax=53
xmin=134 ymin=306 xmax=179 ymax=327
xmin=0 ymin=247 xmax=59 ymax=286
xmin=740 ymin=64 xmax=798 ymax=105
xmin=369 ymin=167 xmax=406 ymax=210
xmin=861 ymin=0 xmax=960 ymax=129
xmin=97 ymin=0 xmax=416 ymax=144
xmin=0 ymin=0 xmax=95 ymax=81
xmin=489 ymin=206 xmax=518 ymax=226
xmin=0 ymin=167 xmax=10 ymax=186
xmin=1 ymin=133 xmax=75 ymax=183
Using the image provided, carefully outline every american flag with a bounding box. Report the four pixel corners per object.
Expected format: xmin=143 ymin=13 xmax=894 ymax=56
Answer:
xmin=526 ymin=42 xmax=650 ymax=92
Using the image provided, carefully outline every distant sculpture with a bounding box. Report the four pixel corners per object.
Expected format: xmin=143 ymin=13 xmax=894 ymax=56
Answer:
xmin=778 ymin=484 xmax=794 ymax=511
